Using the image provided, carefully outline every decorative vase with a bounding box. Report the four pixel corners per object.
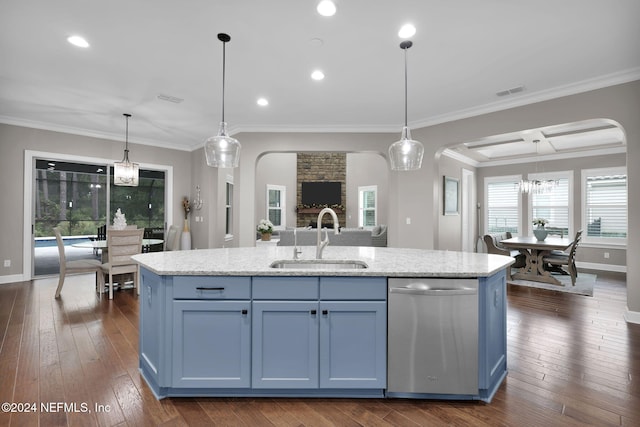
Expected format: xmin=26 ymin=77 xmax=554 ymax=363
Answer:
xmin=261 ymin=233 xmax=272 ymax=241
xmin=181 ymin=219 xmax=191 ymax=249
xmin=533 ymin=226 xmax=548 ymax=241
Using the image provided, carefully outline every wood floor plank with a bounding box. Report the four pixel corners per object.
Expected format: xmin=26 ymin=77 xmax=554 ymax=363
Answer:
xmin=1 ymin=271 xmax=638 ymax=426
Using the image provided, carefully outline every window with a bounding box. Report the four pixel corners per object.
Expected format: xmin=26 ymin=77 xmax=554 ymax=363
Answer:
xmin=582 ymin=167 xmax=627 ymax=245
xmin=529 ymin=172 xmax=571 ymax=236
xmin=225 ymin=177 xmax=234 ymax=237
xmin=110 ymin=167 xmax=166 ymax=229
xmin=358 ymin=185 xmax=377 ymax=228
xmin=266 ymin=184 xmax=286 ymax=230
xmin=485 ymin=176 xmax=520 ymax=235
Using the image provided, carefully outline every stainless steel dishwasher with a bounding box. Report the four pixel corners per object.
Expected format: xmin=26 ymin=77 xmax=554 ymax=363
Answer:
xmin=387 ymin=278 xmax=478 ymax=396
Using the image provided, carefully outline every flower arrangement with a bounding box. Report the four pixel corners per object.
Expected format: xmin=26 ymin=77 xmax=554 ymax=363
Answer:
xmin=182 ymin=197 xmax=191 ymax=220
xmin=256 ymin=219 xmax=274 ymax=235
xmin=532 ymin=218 xmax=548 ymax=227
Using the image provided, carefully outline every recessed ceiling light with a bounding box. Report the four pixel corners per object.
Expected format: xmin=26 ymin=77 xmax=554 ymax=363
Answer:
xmin=398 ymin=24 xmax=416 ymax=39
xmin=317 ymin=0 xmax=336 ymax=17
xmin=311 ymin=70 xmax=325 ymax=81
xmin=257 ymin=97 xmax=269 ymax=106
xmin=67 ymin=35 xmax=90 ymax=48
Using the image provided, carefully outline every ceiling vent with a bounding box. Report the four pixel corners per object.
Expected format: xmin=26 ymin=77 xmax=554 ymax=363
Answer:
xmin=157 ymin=93 xmax=184 ymax=104
xmin=496 ymin=85 xmax=525 ymax=97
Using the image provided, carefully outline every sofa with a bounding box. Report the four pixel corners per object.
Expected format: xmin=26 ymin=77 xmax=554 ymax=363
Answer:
xmin=278 ymin=225 xmax=387 ymax=247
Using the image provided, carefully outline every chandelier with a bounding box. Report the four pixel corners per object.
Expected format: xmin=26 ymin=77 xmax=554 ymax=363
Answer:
xmin=113 ymin=113 xmax=139 ymax=186
xmin=518 ymin=139 xmax=558 ymax=194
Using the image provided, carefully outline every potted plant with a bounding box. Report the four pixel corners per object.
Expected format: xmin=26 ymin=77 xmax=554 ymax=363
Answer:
xmin=532 ymin=218 xmax=549 ymax=241
xmin=257 ymin=219 xmax=274 ymax=241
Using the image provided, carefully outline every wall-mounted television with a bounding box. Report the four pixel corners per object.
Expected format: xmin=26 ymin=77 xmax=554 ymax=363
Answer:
xmin=301 ymin=181 xmax=341 ymax=206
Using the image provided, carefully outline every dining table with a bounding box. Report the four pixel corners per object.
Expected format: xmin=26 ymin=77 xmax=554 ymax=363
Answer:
xmin=72 ymin=238 xmax=164 ymax=261
xmin=500 ymin=235 xmax=574 ymax=286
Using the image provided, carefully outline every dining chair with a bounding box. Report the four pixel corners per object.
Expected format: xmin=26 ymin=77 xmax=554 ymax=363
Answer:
xmin=94 ymin=224 xmax=107 ymax=256
xmin=543 ymin=230 xmax=583 ymax=286
xmin=53 ymin=227 xmax=104 ymax=298
xmin=101 ymin=228 xmax=144 ymax=299
xmin=483 ymin=233 xmax=526 ymax=280
xmin=165 ymin=225 xmax=180 ymax=251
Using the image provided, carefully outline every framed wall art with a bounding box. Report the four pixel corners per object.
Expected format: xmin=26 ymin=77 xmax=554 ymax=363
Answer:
xmin=443 ymin=176 xmax=459 ymax=215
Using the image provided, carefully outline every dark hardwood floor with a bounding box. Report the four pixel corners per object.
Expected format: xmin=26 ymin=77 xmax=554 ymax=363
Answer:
xmin=0 ymin=271 xmax=638 ymax=426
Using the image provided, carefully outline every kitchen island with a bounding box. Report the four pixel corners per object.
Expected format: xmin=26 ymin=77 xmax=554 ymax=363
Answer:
xmin=133 ymin=246 xmax=513 ymax=402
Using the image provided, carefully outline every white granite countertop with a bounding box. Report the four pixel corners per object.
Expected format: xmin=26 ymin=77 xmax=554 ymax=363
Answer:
xmin=132 ymin=246 xmax=513 ymax=278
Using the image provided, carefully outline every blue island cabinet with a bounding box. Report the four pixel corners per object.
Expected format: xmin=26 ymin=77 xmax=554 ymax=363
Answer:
xmin=251 ymin=277 xmax=387 ymax=394
xmin=139 ymin=269 xmax=387 ymax=399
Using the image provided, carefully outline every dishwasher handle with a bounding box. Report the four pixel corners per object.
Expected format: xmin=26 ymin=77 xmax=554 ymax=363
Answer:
xmin=389 ymin=286 xmax=477 ymax=296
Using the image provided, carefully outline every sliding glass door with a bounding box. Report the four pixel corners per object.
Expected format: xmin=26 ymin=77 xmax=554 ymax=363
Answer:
xmin=33 ymin=158 xmax=165 ymax=276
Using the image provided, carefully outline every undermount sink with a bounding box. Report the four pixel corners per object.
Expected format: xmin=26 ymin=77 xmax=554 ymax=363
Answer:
xmin=269 ymin=259 xmax=369 ymax=270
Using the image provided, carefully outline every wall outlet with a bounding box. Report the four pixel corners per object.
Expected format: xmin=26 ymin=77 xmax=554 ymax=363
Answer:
xmin=406 ymin=217 xmax=411 ymax=225
xmin=604 ymin=252 xmax=610 ymax=259
xmin=3 ymin=259 xmax=10 ymax=268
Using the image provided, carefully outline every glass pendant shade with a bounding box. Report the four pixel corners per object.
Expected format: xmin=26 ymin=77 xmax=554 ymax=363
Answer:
xmin=204 ymin=33 xmax=240 ymax=168
xmin=389 ymin=40 xmax=423 ymax=171
xmin=114 ymin=114 xmax=139 ymax=186
xmin=389 ymin=126 xmax=424 ymax=171
xmin=204 ymin=121 xmax=241 ymax=168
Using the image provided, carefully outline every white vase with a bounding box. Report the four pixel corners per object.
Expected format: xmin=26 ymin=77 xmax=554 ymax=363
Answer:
xmin=181 ymin=231 xmax=191 ymax=250
xmin=181 ymin=219 xmax=191 ymax=249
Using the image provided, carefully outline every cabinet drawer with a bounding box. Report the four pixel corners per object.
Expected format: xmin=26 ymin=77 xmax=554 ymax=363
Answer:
xmin=252 ymin=277 xmax=318 ymax=300
xmin=173 ymin=276 xmax=251 ymax=300
xmin=320 ymin=277 xmax=387 ymax=300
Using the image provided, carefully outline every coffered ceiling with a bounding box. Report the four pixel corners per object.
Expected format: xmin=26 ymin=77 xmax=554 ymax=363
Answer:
xmin=1 ymin=0 xmax=639 ymax=155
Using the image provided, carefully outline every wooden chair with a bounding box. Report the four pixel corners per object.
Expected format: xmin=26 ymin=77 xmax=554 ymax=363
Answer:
xmin=165 ymin=225 xmax=180 ymax=251
xmin=53 ymin=227 xmax=104 ymax=298
xmin=101 ymin=228 xmax=144 ymax=299
xmin=543 ymin=230 xmax=583 ymax=286
xmin=483 ymin=233 xmax=526 ymax=280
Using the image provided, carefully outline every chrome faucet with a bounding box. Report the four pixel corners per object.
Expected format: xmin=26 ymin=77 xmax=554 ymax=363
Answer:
xmin=316 ymin=207 xmax=340 ymax=259
xmin=293 ymin=228 xmax=302 ymax=259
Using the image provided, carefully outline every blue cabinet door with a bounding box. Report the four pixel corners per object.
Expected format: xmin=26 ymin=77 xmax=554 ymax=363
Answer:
xmin=319 ymin=301 xmax=387 ymax=389
xmin=479 ymin=270 xmax=507 ymax=393
xmin=140 ymin=268 xmax=165 ymax=387
xmin=172 ymin=300 xmax=251 ymax=388
xmin=252 ymin=301 xmax=319 ymax=388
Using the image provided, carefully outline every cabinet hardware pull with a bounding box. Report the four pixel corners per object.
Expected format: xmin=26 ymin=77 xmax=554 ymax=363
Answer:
xmin=241 ymin=309 xmax=248 ymax=315
xmin=196 ymin=287 xmax=225 ymax=291
xmin=310 ymin=309 xmax=317 ymax=315
xmin=322 ymin=310 xmax=328 ymax=315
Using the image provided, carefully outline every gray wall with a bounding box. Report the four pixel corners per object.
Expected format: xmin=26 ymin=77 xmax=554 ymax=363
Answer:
xmin=345 ymin=153 xmax=388 ymax=228
xmin=437 ymin=153 xmax=477 ymax=252
xmin=255 ymin=153 xmax=297 ymax=230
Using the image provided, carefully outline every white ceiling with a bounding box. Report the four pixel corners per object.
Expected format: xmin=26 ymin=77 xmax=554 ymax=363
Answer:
xmin=1 ymin=0 xmax=639 ymax=154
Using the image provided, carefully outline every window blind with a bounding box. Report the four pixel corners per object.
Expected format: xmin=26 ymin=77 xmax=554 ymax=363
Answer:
xmin=487 ymin=180 xmax=519 ymax=234
xmin=585 ymin=174 xmax=627 ymax=240
xmin=532 ymin=178 xmax=569 ymax=233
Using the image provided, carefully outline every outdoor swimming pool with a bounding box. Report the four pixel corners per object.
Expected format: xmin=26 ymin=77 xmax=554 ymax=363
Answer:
xmin=35 ymin=236 xmax=93 ymax=248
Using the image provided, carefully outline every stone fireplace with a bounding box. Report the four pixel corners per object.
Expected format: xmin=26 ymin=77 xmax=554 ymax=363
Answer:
xmin=296 ymin=153 xmax=346 ymax=227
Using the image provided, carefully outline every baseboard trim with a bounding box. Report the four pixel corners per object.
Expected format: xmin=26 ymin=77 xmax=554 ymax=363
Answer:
xmin=0 ymin=274 xmax=27 ymax=285
xmin=576 ymin=261 xmax=626 ymax=273
xmin=624 ymin=309 xmax=640 ymax=324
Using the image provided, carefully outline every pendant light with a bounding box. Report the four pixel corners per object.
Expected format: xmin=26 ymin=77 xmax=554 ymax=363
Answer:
xmin=113 ymin=113 xmax=139 ymax=186
xmin=389 ymin=40 xmax=424 ymax=171
xmin=204 ymin=33 xmax=241 ymax=168
xmin=517 ymin=139 xmax=559 ymax=194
